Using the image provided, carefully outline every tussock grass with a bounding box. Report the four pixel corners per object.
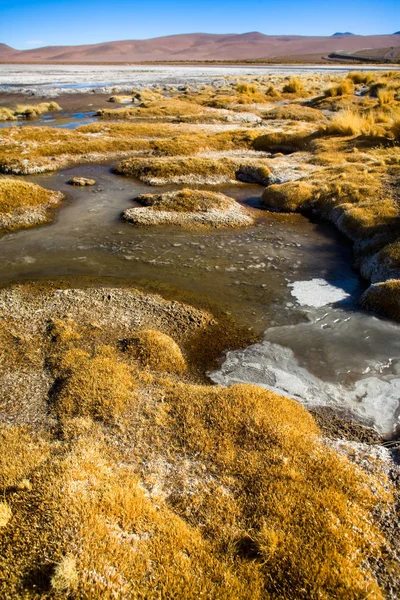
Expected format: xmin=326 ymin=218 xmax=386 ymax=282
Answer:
xmin=53 ymin=345 xmax=136 ymax=422
xmin=378 ymin=88 xmax=396 ymax=106
xmin=0 ymin=426 xmax=49 ymax=490
xmin=0 ymin=502 xmax=12 ymax=527
xmin=324 ymin=79 xmax=354 ymax=97
xmin=116 ymin=155 xmax=271 ymax=185
xmin=135 ymin=189 xmax=236 ymax=213
xmin=0 ymin=280 xmax=396 ymax=597
xmin=262 ymin=181 xmax=315 ymax=211
xmin=0 ymin=178 xmax=63 ymax=231
xmin=121 ymin=329 xmax=187 ymax=373
xmin=51 ymin=555 xmax=79 ymax=593
xmin=14 ymin=102 xmax=61 ymax=118
xmin=0 ymin=178 xmax=57 ymax=215
xmin=0 ymin=107 xmax=17 ymax=121
xmin=263 ymin=104 xmax=324 ymax=122
xmin=0 ymin=102 xmax=61 ymax=122
xmin=347 ymin=71 xmax=374 ymax=85
xmin=321 ymin=110 xmax=383 ymax=137
xmin=282 ymin=76 xmax=305 ymax=95
xmin=108 ymin=95 xmax=132 ymax=103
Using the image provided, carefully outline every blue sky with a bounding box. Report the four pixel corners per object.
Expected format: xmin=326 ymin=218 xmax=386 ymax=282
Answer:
xmin=1 ymin=0 xmax=398 ymax=49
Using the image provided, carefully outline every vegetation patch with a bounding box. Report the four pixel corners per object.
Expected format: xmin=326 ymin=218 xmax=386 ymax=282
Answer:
xmin=263 ymin=104 xmax=324 ymax=122
xmin=0 ymin=102 xmax=61 ymax=121
xmin=361 ymin=280 xmax=400 ymax=322
xmin=122 ymin=189 xmax=255 ymax=228
xmin=121 ymin=329 xmax=187 ymax=373
xmin=115 ymin=155 xmax=271 ymax=185
xmin=0 ymin=178 xmax=63 ymax=232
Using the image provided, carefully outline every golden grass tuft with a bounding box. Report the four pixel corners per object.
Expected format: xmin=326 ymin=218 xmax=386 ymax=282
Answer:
xmin=121 ymin=329 xmax=187 ymax=373
xmin=0 ymin=107 xmax=17 ymax=122
xmin=282 ymin=76 xmax=305 ymax=95
xmin=51 ymin=555 xmax=79 ymax=592
xmin=0 ymin=178 xmax=58 ymax=215
xmin=136 ymin=188 xmax=235 ymax=213
xmin=0 ymin=502 xmax=12 ymax=527
xmin=14 ymin=102 xmax=61 ymax=118
xmin=322 ymin=110 xmax=381 ymax=136
xmin=0 ymin=426 xmax=49 ymax=490
xmin=54 ymin=345 xmax=136 ymax=422
xmin=264 ymin=104 xmax=324 ymax=122
xmin=347 ymin=71 xmax=374 ymax=85
xmin=324 ymin=79 xmax=354 ymax=97
xmin=377 ymin=88 xmax=396 ymax=106
xmin=161 ymin=381 xmax=387 ymax=599
xmin=261 ymin=181 xmax=315 ymax=211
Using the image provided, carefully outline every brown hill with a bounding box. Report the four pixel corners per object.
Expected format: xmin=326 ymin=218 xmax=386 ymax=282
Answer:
xmin=1 ymin=32 xmax=400 ymax=63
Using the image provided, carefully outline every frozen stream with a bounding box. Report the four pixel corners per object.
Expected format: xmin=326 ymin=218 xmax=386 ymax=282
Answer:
xmin=1 ymin=161 xmax=400 ymax=434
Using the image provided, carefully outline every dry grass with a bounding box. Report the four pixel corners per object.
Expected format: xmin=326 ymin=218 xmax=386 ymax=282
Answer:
xmin=53 ymin=345 xmax=136 ymax=422
xmin=115 ymin=155 xmax=271 ymax=185
xmin=0 ymin=107 xmax=17 ymax=122
xmin=282 ymin=76 xmax=305 ymax=95
xmin=347 ymin=71 xmax=374 ymax=85
xmin=321 ymin=110 xmax=385 ymax=137
xmin=0 ymin=502 xmax=12 ymax=528
xmin=107 ymin=95 xmax=132 ymax=103
xmin=0 ymin=278 xmax=396 ymax=597
xmin=262 ymin=181 xmax=315 ymax=211
xmin=14 ymin=102 xmax=61 ymax=118
xmin=263 ymin=104 xmax=324 ymax=122
xmin=0 ymin=178 xmax=63 ymax=231
xmin=121 ymin=329 xmax=187 ymax=373
xmin=135 ymin=189 xmax=236 ymax=213
xmin=0 ymin=178 xmax=57 ymax=214
xmin=324 ymin=79 xmax=354 ymax=98
xmin=0 ymin=102 xmax=61 ymax=121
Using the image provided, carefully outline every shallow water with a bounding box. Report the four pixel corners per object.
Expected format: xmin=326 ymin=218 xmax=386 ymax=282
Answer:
xmin=1 ymin=161 xmax=400 ymax=434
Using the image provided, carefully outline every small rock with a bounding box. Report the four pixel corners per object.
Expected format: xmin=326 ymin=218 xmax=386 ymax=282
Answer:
xmin=67 ymin=177 xmax=96 ymax=186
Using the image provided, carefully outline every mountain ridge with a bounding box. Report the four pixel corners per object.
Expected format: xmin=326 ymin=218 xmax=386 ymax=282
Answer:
xmin=1 ymin=32 xmax=399 ymax=63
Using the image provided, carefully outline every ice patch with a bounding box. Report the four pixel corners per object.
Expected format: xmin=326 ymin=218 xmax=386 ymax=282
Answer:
xmin=289 ymin=278 xmax=354 ymax=308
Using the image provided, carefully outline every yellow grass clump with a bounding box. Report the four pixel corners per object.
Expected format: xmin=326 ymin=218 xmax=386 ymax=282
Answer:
xmin=107 ymin=95 xmax=132 ymax=103
xmin=135 ymin=189 xmax=235 ymax=213
xmin=324 ymin=79 xmax=354 ymax=97
xmin=0 ymin=107 xmax=17 ymax=121
xmin=51 ymin=555 xmax=79 ymax=593
xmin=0 ymin=502 xmax=12 ymax=528
xmin=264 ymin=103 xmax=324 ymax=122
xmin=121 ymin=329 xmax=187 ymax=373
xmin=116 ymin=155 xmax=271 ymax=185
xmin=347 ymin=71 xmax=374 ymax=85
xmin=14 ymin=102 xmax=61 ymax=118
xmin=261 ymin=181 xmax=315 ymax=211
xmin=282 ymin=76 xmax=305 ymax=95
xmin=0 ymin=426 xmax=49 ymax=490
xmin=0 ymin=178 xmax=58 ymax=215
xmin=54 ymin=346 xmax=136 ymax=422
xmin=322 ymin=110 xmax=380 ymax=136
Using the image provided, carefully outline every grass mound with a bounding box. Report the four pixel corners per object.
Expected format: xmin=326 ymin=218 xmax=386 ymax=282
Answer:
xmin=136 ymin=189 xmax=236 ymax=213
xmin=361 ymin=280 xmax=400 ymax=321
xmin=0 ymin=178 xmax=63 ymax=231
xmin=263 ymin=104 xmax=324 ymax=122
xmin=116 ymin=156 xmax=271 ymax=186
xmin=0 ymin=102 xmax=61 ymax=121
xmin=261 ymin=181 xmax=315 ymax=211
xmin=123 ymin=189 xmax=254 ymax=228
xmin=121 ymin=329 xmax=187 ymax=373
xmin=54 ymin=346 xmax=136 ymax=422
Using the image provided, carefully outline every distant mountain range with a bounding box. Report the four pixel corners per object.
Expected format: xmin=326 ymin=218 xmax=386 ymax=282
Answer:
xmin=0 ymin=32 xmax=399 ymax=63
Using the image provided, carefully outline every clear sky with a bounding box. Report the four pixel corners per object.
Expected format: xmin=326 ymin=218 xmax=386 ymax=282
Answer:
xmin=0 ymin=0 xmax=399 ymax=49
